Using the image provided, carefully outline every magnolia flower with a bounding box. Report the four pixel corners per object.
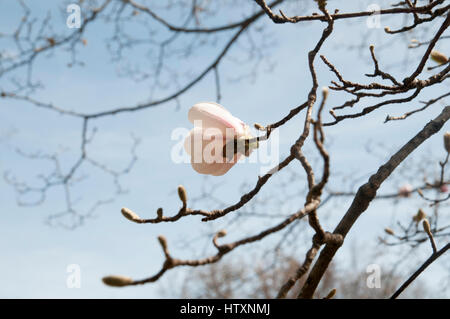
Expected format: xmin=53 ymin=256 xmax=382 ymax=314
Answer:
xmin=398 ymin=183 xmax=413 ymax=197
xmin=440 ymin=184 xmax=449 ymax=193
xmin=184 ymin=102 xmax=256 ymax=176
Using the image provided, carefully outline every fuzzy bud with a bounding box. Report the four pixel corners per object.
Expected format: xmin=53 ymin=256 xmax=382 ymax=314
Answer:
xmin=158 ymin=235 xmax=168 ymax=249
xmin=121 ymin=207 xmax=141 ymax=223
xmin=157 ymin=207 xmax=163 ymax=219
xmin=324 ymin=288 xmax=337 ymax=299
xmin=384 ymin=228 xmax=395 ymax=236
xmin=217 ymin=230 xmax=227 ymax=238
xmin=322 ymin=86 xmax=329 ymax=99
xmin=413 ymin=208 xmax=426 ymax=223
xmin=430 ymin=50 xmax=448 ymax=65
xmin=102 ymin=275 xmax=133 ymax=287
xmin=329 ymin=109 xmax=336 ymax=119
xmin=254 ymin=123 xmax=265 ymax=131
xmin=46 ymin=38 xmax=55 ymax=46
xmin=177 ymin=185 xmax=187 ymax=204
xmin=444 ymin=132 xmax=450 ymax=153
xmin=398 ymin=184 xmax=413 ymax=197
xmin=422 ymin=219 xmax=431 ymax=235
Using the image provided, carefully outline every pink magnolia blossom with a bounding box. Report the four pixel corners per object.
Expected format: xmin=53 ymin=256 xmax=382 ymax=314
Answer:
xmin=184 ymin=102 xmax=255 ymax=176
xmin=398 ymin=183 xmax=413 ymax=197
xmin=440 ymin=184 xmax=448 ymax=193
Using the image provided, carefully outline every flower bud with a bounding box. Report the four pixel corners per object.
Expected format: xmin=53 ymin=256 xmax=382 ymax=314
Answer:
xmin=157 ymin=207 xmax=163 ymax=219
xmin=254 ymin=123 xmax=265 ymax=131
xmin=384 ymin=228 xmax=395 ymax=236
xmin=121 ymin=207 xmax=141 ymax=223
xmin=422 ymin=219 xmax=431 ymax=235
xmin=322 ymin=86 xmax=329 ymax=99
xmin=158 ymin=235 xmax=168 ymax=248
xmin=413 ymin=208 xmax=426 ymax=223
xmin=46 ymin=38 xmax=55 ymax=46
xmin=102 ymin=275 xmax=133 ymax=287
xmin=325 ymin=288 xmax=337 ymax=299
xmin=177 ymin=185 xmax=187 ymax=204
xmin=430 ymin=50 xmax=448 ymax=65
xmin=444 ymin=132 xmax=450 ymax=153
xmin=217 ymin=230 xmax=227 ymax=238
xmin=398 ymin=184 xmax=413 ymax=197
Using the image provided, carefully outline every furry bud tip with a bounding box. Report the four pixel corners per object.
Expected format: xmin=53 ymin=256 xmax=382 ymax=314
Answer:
xmin=177 ymin=185 xmax=187 ymax=204
xmin=422 ymin=219 xmax=431 ymax=235
xmin=444 ymin=132 xmax=450 ymax=153
xmin=217 ymin=230 xmax=227 ymax=238
xmin=157 ymin=208 xmax=163 ymax=219
xmin=430 ymin=50 xmax=448 ymax=65
xmin=325 ymin=288 xmax=337 ymax=299
xmin=102 ymin=275 xmax=133 ymax=287
xmin=121 ymin=207 xmax=141 ymax=223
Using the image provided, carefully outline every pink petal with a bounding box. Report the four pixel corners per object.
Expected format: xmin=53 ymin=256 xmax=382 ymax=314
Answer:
xmin=188 ymin=102 xmax=246 ymax=135
xmin=184 ymin=127 xmax=242 ymax=176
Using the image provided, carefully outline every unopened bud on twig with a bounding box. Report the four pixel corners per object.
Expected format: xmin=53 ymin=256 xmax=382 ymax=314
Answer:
xmin=254 ymin=123 xmax=265 ymax=131
xmin=329 ymin=109 xmax=337 ymax=119
xmin=322 ymin=86 xmax=329 ymax=99
xmin=158 ymin=235 xmax=168 ymax=249
xmin=217 ymin=230 xmax=227 ymax=238
xmin=384 ymin=228 xmax=395 ymax=236
xmin=157 ymin=208 xmax=163 ymax=219
xmin=422 ymin=219 xmax=431 ymax=236
xmin=413 ymin=208 xmax=426 ymax=223
xmin=46 ymin=37 xmax=55 ymax=46
xmin=121 ymin=207 xmax=141 ymax=223
xmin=177 ymin=185 xmax=187 ymax=204
xmin=398 ymin=183 xmax=413 ymax=197
xmin=324 ymin=288 xmax=337 ymax=299
xmin=444 ymin=132 xmax=450 ymax=153
xmin=102 ymin=275 xmax=133 ymax=287
xmin=408 ymin=39 xmax=419 ymax=48
xmin=430 ymin=50 xmax=448 ymax=65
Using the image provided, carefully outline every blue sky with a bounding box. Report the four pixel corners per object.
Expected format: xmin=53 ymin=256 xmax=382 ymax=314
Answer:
xmin=0 ymin=0 xmax=449 ymax=298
